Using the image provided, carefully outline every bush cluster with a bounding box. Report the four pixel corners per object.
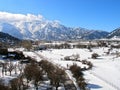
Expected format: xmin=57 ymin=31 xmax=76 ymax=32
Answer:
xmin=69 ymin=64 xmax=87 ymax=90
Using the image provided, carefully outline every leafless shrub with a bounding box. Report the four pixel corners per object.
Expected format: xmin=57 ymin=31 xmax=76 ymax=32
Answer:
xmin=91 ymin=53 xmax=99 ymax=59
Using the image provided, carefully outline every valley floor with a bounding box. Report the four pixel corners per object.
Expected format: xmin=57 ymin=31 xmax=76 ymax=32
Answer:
xmin=32 ymin=48 xmax=120 ymax=90
xmin=0 ymin=47 xmax=120 ymax=90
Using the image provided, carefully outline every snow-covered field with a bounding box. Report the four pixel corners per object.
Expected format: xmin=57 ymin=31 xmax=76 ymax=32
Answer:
xmin=1 ymin=47 xmax=120 ymax=90
xmin=35 ymin=47 xmax=120 ymax=90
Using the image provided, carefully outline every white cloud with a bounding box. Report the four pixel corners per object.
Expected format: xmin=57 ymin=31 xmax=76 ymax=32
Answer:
xmin=0 ymin=11 xmax=44 ymax=22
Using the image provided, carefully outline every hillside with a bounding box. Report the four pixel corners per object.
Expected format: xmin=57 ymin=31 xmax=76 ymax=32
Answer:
xmin=0 ymin=32 xmax=20 ymax=46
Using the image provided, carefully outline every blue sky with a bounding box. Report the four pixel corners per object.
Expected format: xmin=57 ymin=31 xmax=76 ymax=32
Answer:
xmin=0 ymin=0 xmax=120 ymax=32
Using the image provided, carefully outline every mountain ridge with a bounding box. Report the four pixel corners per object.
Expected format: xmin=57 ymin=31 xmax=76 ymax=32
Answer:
xmin=107 ymin=28 xmax=120 ymax=38
xmin=0 ymin=12 xmax=109 ymax=40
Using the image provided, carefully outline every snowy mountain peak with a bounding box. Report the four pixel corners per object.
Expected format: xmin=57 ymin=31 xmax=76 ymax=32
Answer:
xmin=0 ymin=12 xmax=109 ymax=40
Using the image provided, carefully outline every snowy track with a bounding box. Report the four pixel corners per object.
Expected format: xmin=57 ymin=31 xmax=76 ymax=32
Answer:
xmin=90 ymin=71 xmax=120 ymax=90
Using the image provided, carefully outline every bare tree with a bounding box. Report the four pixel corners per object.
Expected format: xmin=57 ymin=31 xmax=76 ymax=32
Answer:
xmin=2 ymin=62 xmax=8 ymax=75
xmin=33 ymin=66 xmax=43 ymax=90
xmin=69 ymin=64 xmax=87 ymax=90
xmin=54 ymin=68 xmax=65 ymax=90
xmin=24 ymin=64 xmax=33 ymax=87
xmin=14 ymin=63 xmax=17 ymax=74
xmin=39 ymin=60 xmax=66 ymax=90
xmin=8 ymin=62 xmax=14 ymax=76
xmin=39 ymin=60 xmax=55 ymax=74
xmin=78 ymin=79 xmax=87 ymax=90
xmin=18 ymin=63 xmax=23 ymax=74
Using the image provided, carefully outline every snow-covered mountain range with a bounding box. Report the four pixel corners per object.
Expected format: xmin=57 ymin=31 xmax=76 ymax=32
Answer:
xmin=0 ymin=12 xmax=109 ymax=40
xmin=107 ymin=27 xmax=120 ymax=39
